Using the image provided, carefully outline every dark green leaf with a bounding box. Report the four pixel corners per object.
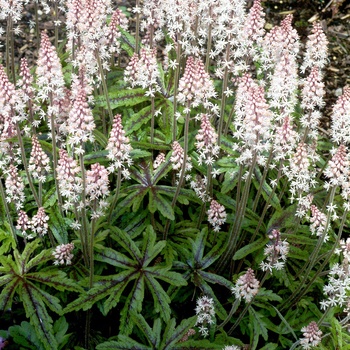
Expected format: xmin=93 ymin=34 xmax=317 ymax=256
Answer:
xmin=233 ymin=236 xmax=268 ymax=260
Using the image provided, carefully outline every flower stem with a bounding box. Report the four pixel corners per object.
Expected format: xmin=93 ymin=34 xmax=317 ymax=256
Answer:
xmin=281 ymin=186 xmax=337 ymax=311
xmin=108 ymin=169 xmax=122 ymax=222
xmin=0 ymin=178 xmax=18 ymax=246
xmin=215 ymin=154 xmax=257 ymax=273
xmin=15 ymin=123 xmax=40 ymax=207
xmin=96 ymin=51 xmax=113 ymax=125
xmin=164 ymin=107 xmax=190 ymax=240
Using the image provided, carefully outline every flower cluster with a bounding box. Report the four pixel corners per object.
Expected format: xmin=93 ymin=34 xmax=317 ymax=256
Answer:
xmin=234 ymin=74 xmax=272 ymax=165
xmin=320 ymin=239 xmax=350 ymax=310
xmin=299 ymin=321 xmax=322 ymax=350
xmin=153 ymin=152 xmax=165 ymax=170
xmin=178 ymin=56 xmax=216 ymax=107
xmin=207 ymin=199 xmax=227 ymax=232
xmin=301 ymin=21 xmax=328 ymax=72
xmin=28 ymin=135 xmax=51 ymax=182
xmin=330 ymin=86 xmax=350 ymax=145
xmin=36 ymin=32 xmax=65 ymax=103
xmin=124 ymin=47 xmax=160 ymax=95
xmin=170 ymin=141 xmax=192 ymax=181
xmin=57 ymin=149 xmax=82 ymax=211
xmin=5 ymin=164 xmax=25 ymax=210
xmin=195 ymin=296 xmax=215 ymax=338
xmin=16 ymin=210 xmax=31 ymax=239
xmin=67 ymin=87 xmax=95 ymax=147
xmin=195 ymin=114 xmax=220 ymax=166
xmin=85 ymin=163 xmax=110 ymax=218
xmin=260 ymin=229 xmax=289 ymax=272
xmin=309 ymin=205 xmax=328 ymax=239
xmin=31 ymin=207 xmax=49 ymax=237
xmin=324 ymin=144 xmax=349 ymax=187
xmin=231 ymin=268 xmax=259 ymax=303
xmin=190 ymin=175 xmax=210 ymax=203
xmin=53 ymin=243 xmax=75 ymax=265
xmin=106 ymin=114 xmax=133 ymax=178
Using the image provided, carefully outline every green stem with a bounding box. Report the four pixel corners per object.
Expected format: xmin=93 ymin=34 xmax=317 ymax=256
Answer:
xmin=251 ymin=148 xmax=273 ymax=212
xmin=74 ymin=203 xmax=89 ymax=267
xmin=218 ymin=41 xmax=231 ymax=146
xmin=205 ymin=6 xmax=213 ymax=73
xmin=197 ymin=164 xmax=212 ymax=229
xmin=135 ymin=0 xmax=140 ymax=54
xmin=0 ymin=178 xmax=18 ymax=245
xmin=172 ymin=34 xmax=181 ymax=143
xmin=96 ymin=51 xmax=113 ymax=125
xmin=281 ymin=187 xmax=337 ymax=311
xmin=215 ymin=154 xmax=258 ymax=273
xmin=89 ymin=200 xmax=97 ymax=288
xmin=217 ymin=298 xmax=240 ymax=330
xmin=164 ymin=107 xmax=190 ymax=240
xmin=54 ymin=1 xmax=59 ymax=48
xmin=150 ymin=96 xmax=155 ymax=144
xmin=287 ymin=208 xmax=347 ymax=311
xmin=79 ymin=152 xmax=90 ymax=268
xmin=15 ymin=123 xmax=40 ymax=207
xmin=108 ymin=169 xmax=122 ymax=222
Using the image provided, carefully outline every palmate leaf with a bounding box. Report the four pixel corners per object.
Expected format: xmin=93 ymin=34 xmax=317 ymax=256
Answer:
xmin=0 ymin=240 xmax=82 ymax=350
xmin=95 ymin=88 xmax=149 ymax=109
xmin=98 ymin=314 xmax=197 ymax=350
xmin=66 ymin=226 xmax=187 ymax=336
xmin=110 ymin=227 xmax=143 ymax=263
xmin=145 ymin=273 xmax=172 ymax=322
xmin=119 ymin=274 xmax=145 ymax=335
xmin=0 ymin=277 xmax=19 ymax=310
xmin=63 ymin=270 xmax=136 ymax=313
xmin=19 ymin=283 xmax=58 ymax=350
xmin=170 ymin=228 xmax=232 ymax=320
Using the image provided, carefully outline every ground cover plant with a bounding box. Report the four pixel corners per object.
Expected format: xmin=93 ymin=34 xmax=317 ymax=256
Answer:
xmin=0 ymin=0 xmax=350 ymax=349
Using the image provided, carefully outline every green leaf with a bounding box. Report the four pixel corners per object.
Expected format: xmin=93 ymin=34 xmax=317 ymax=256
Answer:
xmin=130 ymin=312 xmax=158 ymax=347
xmin=20 ymin=283 xmax=58 ymax=350
xmin=249 ymin=307 xmax=268 ymax=343
xmin=95 ymin=88 xmax=149 ymax=109
xmin=144 ymin=273 xmax=171 ymax=321
xmin=119 ymin=275 xmax=145 ymax=335
xmin=96 ymin=338 xmax=152 ymax=350
xmin=53 ymin=316 xmax=71 ymax=348
xmin=63 ymin=270 xmax=135 ymax=313
xmin=145 ymin=266 xmax=187 ymax=287
xmin=25 ymin=270 xmax=83 ymax=293
xmin=161 ymin=316 xmax=197 ymax=349
xmin=125 ymin=105 xmax=153 ymax=135
xmin=95 ymin=247 xmax=136 ymax=269
xmin=119 ymin=27 xmax=137 ymax=56
xmin=267 ymin=205 xmax=297 ymax=232
xmin=25 ymin=249 xmax=54 ymax=272
xmin=253 ymin=167 xmax=281 ymax=210
xmin=0 ymin=277 xmax=20 ymax=311
xmin=233 ymin=236 xmax=268 ymax=260
xmin=110 ymin=227 xmax=143 ymax=263
xmin=272 ymin=306 xmax=297 ymax=340
xmin=154 ymin=192 xmax=175 ymax=220
xmin=198 ymin=271 xmax=233 ymax=289
xmin=9 ymin=321 xmax=45 ymax=350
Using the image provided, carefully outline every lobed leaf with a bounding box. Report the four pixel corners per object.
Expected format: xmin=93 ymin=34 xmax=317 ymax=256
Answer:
xmin=118 ymin=275 xmax=144 ymax=335
xmin=63 ymin=270 xmax=136 ymax=314
xmin=144 ymin=273 xmax=171 ymax=322
xmin=95 ymin=247 xmax=136 ymax=269
xmin=19 ymin=283 xmax=58 ymax=350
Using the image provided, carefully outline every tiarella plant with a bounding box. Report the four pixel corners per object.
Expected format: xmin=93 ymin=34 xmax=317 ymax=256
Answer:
xmin=0 ymin=0 xmax=350 ymax=349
